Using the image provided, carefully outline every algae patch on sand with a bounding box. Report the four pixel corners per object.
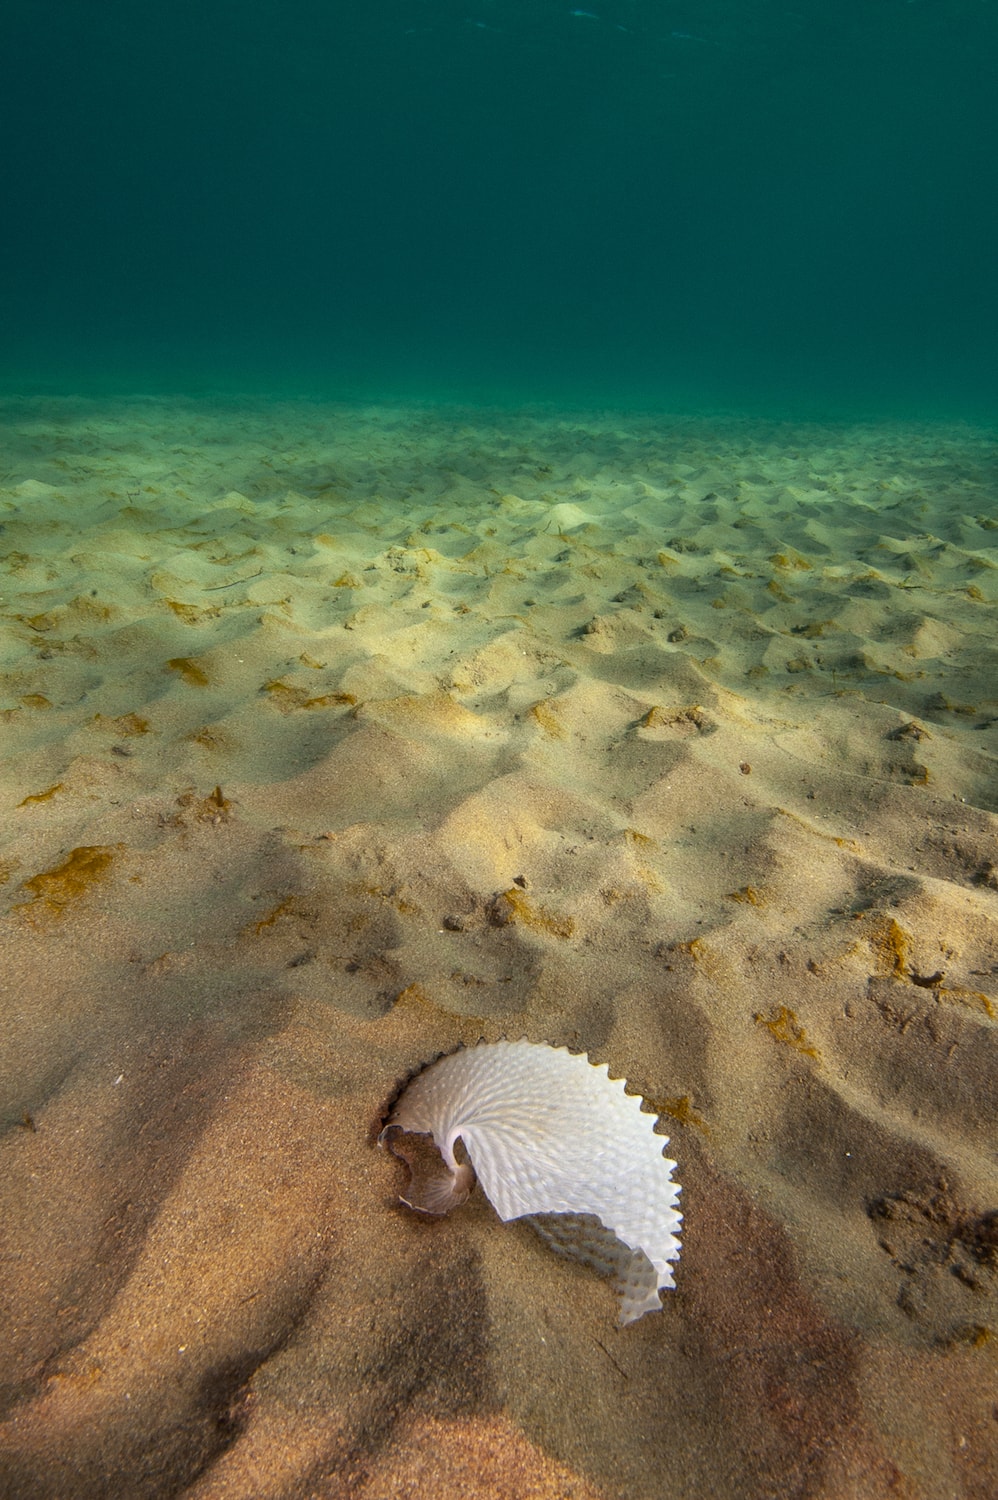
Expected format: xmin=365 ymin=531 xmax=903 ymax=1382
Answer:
xmin=16 ymin=845 xmax=119 ymax=920
xmin=753 ymin=1004 xmax=821 ymax=1061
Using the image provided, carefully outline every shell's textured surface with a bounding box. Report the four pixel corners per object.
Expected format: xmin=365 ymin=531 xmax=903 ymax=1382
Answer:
xmin=380 ymin=1038 xmax=682 ymax=1324
xmin=525 ymin=1212 xmax=665 ymax=1325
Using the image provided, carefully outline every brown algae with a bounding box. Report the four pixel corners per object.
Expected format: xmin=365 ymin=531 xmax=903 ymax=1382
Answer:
xmin=17 ymin=846 xmax=119 ymax=919
xmin=753 ymin=1004 xmax=821 ymax=1060
xmin=166 ymin=657 xmax=210 ymax=686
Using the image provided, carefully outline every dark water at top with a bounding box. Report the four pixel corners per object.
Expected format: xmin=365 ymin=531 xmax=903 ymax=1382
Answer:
xmin=2 ymin=0 xmax=995 ymax=417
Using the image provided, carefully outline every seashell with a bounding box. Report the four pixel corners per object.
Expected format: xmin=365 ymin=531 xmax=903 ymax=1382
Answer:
xmin=379 ymin=1038 xmax=682 ymax=1325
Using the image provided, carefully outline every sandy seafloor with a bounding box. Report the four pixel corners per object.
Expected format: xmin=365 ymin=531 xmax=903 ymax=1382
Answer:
xmin=0 ymin=396 xmax=995 ymax=1500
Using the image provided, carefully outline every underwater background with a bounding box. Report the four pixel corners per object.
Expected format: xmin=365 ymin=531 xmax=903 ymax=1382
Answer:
xmin=2 ymin=0 xmax=996 ymax=416
xmin=2 ymin=5 xmax=997 ymax=1499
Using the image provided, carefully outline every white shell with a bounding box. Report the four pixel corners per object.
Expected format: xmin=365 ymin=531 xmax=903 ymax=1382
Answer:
xmin=380 ymin=1038 xmax=682 ymax=1324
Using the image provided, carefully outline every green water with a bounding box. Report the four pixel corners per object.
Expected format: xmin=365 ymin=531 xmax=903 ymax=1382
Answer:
xmin=2 ymin=0 xmax=996 ymax=417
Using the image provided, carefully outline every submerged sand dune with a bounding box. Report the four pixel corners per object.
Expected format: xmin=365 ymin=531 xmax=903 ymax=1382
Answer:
xmin=0 ymin=397 xmax=996 ymax=1498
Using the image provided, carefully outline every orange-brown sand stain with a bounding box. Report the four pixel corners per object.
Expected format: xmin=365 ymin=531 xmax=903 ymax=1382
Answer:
xmin=16 ymin=845 xmax=120 ymax=922
xmin=937 ymin=984 xmax=995 ymax=1019
xmin=945 ymin=1324 xmax=992 ymax=1350
xmin=244 ymin=896 xmax=299 ymax=937
xmin=46 ymin=1362 xmax=104 ymax=1393
xmin=527 ymin=700 xmax=566 ymax=738
xmin=647 ymin=1093 xmax=711 ymax=1137
xmin=18 ymin=782 xmax=65 ymax=806
xmin=164 ymin=599 xmax=220 ymax=624
xmin=870 ymin=917 xmax=912 ymax=979
xmin=866 ymin=916 xmax=995 ymax=1017
xmin=91 ymin=711 xmax=150 ymax=736
xmin=640 ymin=703 xmax=713 ymax=733
xmin=663 ymin=935 xmax=733 ymax=985
xmin=792 ymin=618 xmax=836 ymax=638
xmin=400 ymin=544 xmax=437 ymax=567
xmin=262 ymin=678 xmax=356 ymax=711
xmin=770 ymin=549 xmax=813 ymax=571
xmin=166 ymin=656 xmax=210 ymax=686
xmin=621 ymin=833 xmax=665 ymax=893
xmin=490 ymin=887 xmax=576 ymax=940
xmin=303 ymin=690 xmax=358 ymax=710
xmin=766 ymin=578 xmax=796 ymax=602
xmin=885 ymin=722 xmax=933 ymax=785
xmin=365 ymin=883 xmax=421 ymax=917
xmin=927 ymin=692 xmax=979 ymax=716
xmin=753 ymin=1004 xmax=821 ymax=1061
xmin=727 ymin=885 xmax=766 ymax=907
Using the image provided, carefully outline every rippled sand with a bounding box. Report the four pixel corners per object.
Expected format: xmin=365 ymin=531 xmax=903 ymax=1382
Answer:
xmin=1 ymin=397 xmax=995 ymax=1498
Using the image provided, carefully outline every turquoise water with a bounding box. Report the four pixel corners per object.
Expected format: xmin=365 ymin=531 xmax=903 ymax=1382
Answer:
xmin=2 ymin=0 xmax=996 ymax=416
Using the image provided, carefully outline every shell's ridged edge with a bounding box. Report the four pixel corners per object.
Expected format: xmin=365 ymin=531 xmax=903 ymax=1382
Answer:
xmin=375 ymin=1036 xmax=670 ymax=1147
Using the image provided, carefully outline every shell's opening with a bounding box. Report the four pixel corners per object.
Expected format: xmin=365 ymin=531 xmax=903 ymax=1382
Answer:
xmin=380 ymin=1126 xmax=476 ymax=1216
